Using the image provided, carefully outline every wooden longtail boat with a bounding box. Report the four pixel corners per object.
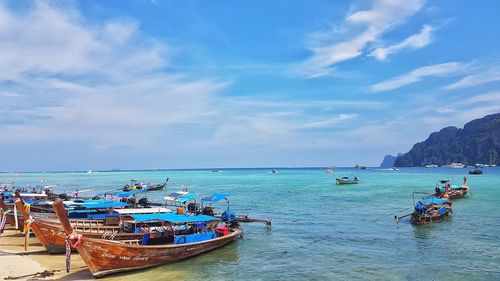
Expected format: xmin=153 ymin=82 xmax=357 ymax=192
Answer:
xmin=52 ymin=199 xmax=241 ymax=277
xmin=410 ymin=196 xmax=452 ymax=225
xmin=123 ymin=178 xmax=169 ymax=192
xmin=0 ymin=197 xmax=25 ymax=231
xmin=434 ymin=178 xmax=470 ymax=199
xmin=14 ymin=200 xmax=145 ymax=254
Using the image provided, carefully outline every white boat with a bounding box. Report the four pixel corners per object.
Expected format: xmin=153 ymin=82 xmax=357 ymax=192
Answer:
xmin=448 ymin=163 xmax=465 ymax=168
xmin=425 ymin=164 xmax=438 ymax=168
xmin=86 ymin=170 xmax=94 ymax=174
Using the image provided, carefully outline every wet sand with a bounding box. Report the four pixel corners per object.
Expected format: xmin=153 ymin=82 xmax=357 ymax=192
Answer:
xmin=0 ymin=227 xmax=93 ymax=281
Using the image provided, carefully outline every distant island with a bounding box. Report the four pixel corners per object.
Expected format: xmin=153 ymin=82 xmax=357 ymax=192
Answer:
xmin=379 ymin=154 xmax=404 ymax=168
xmin=394 ymin=113 xmax=500 ymax=167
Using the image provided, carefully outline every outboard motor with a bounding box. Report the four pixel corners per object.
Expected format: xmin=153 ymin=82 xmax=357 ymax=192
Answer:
xmin=202 ymin=206 xmax=214 ymax=216
xmin=435 ymin=187 xmax=442 ymax=197
xmin=221 ymin=210 xmax=238 ymax=227
xmin=138 ymin=197 xmax=150 ymax=207
xmin=187 ymin=203 xmax=199 ymax=214
xmin=59 ymin=193 xmax=70 ymax=200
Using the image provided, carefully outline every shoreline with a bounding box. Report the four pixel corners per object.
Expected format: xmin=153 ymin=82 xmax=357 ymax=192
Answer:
xmin=0 ymin=227 xmax=91 ymax=281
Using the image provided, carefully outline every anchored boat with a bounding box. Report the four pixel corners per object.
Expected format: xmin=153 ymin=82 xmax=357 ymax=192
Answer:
xmin=52 ymin=199 xmax=241 ymax=277
xmin=434 ymin=177 xmax=470 ymax=199
xmin=335 ymin=176 xmax=360 ymax=185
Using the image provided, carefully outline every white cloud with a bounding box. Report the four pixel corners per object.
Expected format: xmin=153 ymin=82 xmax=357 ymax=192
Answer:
xmin=0 ymin=1 xmax=379 ymax=158
xmin=371 ymin=25 xmax=433 ymax=60
xmin=370 ymin=62 xmax=469 ymax=92
xmin=444 ymin=69 xmax=500 ymax=90
xmin=0 ymin=1 xmax=225 ymax=147
xmin=294 ymin=0 xmax=425 ymax=78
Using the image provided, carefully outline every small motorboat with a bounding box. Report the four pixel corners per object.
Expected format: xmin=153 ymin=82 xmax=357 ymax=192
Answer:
xmin=335 ymin=176 xmax=360 ymax=185
xmin=468 ymin=168 xmax=483 ymax=175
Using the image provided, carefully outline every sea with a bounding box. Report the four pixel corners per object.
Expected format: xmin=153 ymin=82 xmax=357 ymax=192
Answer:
xmin=1 ymin=167 xmax=499 ymax=281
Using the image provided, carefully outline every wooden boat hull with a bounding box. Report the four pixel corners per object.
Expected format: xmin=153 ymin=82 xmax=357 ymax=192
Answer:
xmin=75 ymin=228 xmax=240 ymax=277
xmin=411 ymin=203 xmax=452 ymax=225
xmin=440 ymin=185 xmax=470 ymax=199
xmin=29 ymin=220 xmax=143 ymax=254
xmin=4 ymin=213 xmax=25 ymax=231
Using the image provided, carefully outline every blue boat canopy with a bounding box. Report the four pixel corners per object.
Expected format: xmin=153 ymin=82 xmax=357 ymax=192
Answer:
xmin=201 ymin=193 xmax=231 ymax=203
xmin=177 ymin=193 xmax=198 ymax=203
xmin=164 ymin=191 xmax=198 ymax=202
xmin=69 ymin=201 xmax=129 ymax=209
xmin=130 ymin=213 xmax=218 ymax=223
xmin=98 ymin=190 xmax=144 ymax=197
xmin=418 ymin=198 xmax=446 ymax=205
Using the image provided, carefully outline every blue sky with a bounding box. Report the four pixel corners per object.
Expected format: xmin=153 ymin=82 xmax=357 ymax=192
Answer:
xmin=1 ymin=0 xmax=499 ymax=171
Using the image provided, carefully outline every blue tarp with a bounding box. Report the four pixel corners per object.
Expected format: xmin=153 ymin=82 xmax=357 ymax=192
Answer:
xmin=130 ymin=213 xmax=218 ymax=223
xmin=97 ymin=190 xmax=144 ymax=197
xmin=174 ymin=231 xmax=217 ymax=244
xmin=177 ymin=193 xmax=198 ymax=203
xmin=201 ymin=193 xmax=231 ymax=203
xmin=72 ymin=201 xmax=129 ymax=209
xmin=418 ymin=198 xmax=446 ymax=205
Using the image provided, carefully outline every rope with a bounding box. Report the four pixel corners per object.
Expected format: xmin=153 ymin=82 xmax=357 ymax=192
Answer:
xmin=65 ymin=238 xmax=71 ymax=273
xmin=23 ymin=216 xmax=34 ymax=251
xmin=65 ymin=230 xmax=83 ymax=273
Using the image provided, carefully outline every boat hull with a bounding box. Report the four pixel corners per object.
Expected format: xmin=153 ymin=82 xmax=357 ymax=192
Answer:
xmin=31 ymin=220 xmax=143 ymax=254
xmin=410 ymin=203 xmax=452 ymax=225
xmin=75 ymin=228 xmax=241 ymax=277
xmin=336 ymin=179 xmax=359 ymax=185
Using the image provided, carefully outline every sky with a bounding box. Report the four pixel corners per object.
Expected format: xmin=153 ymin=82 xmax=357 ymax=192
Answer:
xmin=1 ymin=0 xmax=500 ymax=171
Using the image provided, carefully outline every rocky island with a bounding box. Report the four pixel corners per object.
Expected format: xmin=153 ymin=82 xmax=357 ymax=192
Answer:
xmin=394 ymin=113 xmax=500 ymax=167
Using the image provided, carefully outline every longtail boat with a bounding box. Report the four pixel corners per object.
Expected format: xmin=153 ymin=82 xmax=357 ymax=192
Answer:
xmin=395 ymin=193 xmax=453 ymax=225
xmin=52 ymin=199 xmax=241 ymax=277
xmin=123 ymin=178 xmax=169 ymax=192
xmin=0 ymin=197 xmax=25 ymax=231
xmin=15 ymin=199 xmax=173 ymax=254
xmin=434 ymin=177 xmax=470 ymax=199
xmin=410 ymin=193 xmax=452 ymax=225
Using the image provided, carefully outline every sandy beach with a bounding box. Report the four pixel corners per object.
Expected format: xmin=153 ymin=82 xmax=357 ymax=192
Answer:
xmin=0 ymin=226 xmax=92 ymax=281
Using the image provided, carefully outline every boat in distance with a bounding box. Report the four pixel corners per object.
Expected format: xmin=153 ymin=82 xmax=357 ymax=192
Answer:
xmin=335 ymin=176 xmax=360 ymax=185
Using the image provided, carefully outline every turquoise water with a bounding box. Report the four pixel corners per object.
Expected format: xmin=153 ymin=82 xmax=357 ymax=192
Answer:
xmin=1 ymin=168 xmax=499 ymax=280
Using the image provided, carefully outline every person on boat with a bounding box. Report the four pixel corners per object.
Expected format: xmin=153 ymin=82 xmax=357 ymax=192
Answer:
xmin=442 ymin=184 xmax=450 ymax=198
xmin=354 ymin=176 xmax=359 ymax=181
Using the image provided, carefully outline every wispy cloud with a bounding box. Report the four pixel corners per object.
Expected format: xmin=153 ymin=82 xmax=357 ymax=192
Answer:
xmin=370 ymin=62 xmax=469 ymax=92
xmin=444 ymin=69 xmax=500 ymax=90
xmin=294 ymin=0 xmax=425 ymax=78
xmin=0 ymin=1 xmax=226 ymax=147
xmin=370 ymin=25 xmax=433 ymax=60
